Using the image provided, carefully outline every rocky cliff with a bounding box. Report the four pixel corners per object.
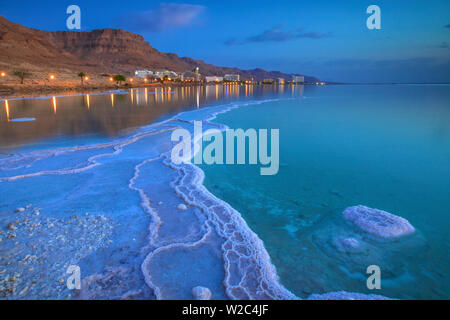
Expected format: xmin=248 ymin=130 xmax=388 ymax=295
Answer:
xmin=0 ymin=16 xmax=317 ymax=81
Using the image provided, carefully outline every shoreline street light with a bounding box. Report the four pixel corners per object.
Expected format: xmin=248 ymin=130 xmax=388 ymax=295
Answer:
xmin=109 ymin=77 xmax=113 ymax=82
xmin=50 ymin=74 xmax=55 ymax=80
xmin=85 ymin=76 xmax=89 ymax=81
xmin=1 ymin=72 xmax=5 ymax=77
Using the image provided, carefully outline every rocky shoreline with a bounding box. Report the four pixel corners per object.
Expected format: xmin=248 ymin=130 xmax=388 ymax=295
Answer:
xmin=0 ymin=204 xmax=116 ymax=299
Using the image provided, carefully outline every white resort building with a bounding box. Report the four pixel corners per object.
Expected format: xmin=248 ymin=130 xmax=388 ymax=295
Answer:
xmin=205 ymin=76 xmax=224 ymax=83
xmin=224 ymin=74 xmax=240 ymax=81
xmin=182 ymin=70 xmax=201 ymax=81
xmin=154 ymin=70 xmax=179 ymax=79
xmin=134 ymin=67 xmax=203 ymax=81
xmin=292 ymin=75 xmax=305 ymax=83
xmin=135 ymin=70 xmax=154 ymax=78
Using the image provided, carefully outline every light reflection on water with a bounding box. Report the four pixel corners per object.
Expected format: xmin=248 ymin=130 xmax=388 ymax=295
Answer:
xmin=0 ymin=84 xmax=306 ymax=148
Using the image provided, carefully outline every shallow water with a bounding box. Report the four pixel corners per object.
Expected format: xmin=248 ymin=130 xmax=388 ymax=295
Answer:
xmin=0 ymin=86 xmax=301 ymax=300
xmin=0 ymin=85 xmax=285 ymax=149
xmin=200 ymin=85 xmax=450 ymax=299
xmin=0 ymin=84 xmax=448 ymax=300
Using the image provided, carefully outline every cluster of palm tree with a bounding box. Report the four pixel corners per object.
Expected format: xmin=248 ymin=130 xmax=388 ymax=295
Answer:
xmin=79 ymin=72 xmax=127 ymax=86
xmin=112 ymin=74 xmax=126 ymax=85
xmin=8 ymin=70 xmax=130 ymax=87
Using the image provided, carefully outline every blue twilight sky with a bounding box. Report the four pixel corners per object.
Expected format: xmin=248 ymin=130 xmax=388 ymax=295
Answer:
xmin=1 ymin=0 xmax=449 ymax=83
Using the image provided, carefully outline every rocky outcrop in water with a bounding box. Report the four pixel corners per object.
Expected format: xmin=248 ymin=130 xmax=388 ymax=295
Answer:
xmin=191 ymin=286 xmax=212 ymax=300
xmin=343 ymin=205 xmax=415 ymax=239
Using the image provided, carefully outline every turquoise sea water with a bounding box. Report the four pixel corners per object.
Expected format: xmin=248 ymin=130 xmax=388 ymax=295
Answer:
xmin=1 ymin=84 xmax=448 ymax=300
xmin=199 ymin=85 xmax=450 ymax=299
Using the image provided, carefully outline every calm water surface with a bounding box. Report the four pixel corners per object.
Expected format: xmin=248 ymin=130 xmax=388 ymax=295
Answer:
xmin=200 ymin=84 xmax=450 ymax=299
xmin=1 ymin=85 xmax=289 ymax=150
xmin=1 ymin=84 xmax=448 ymax=299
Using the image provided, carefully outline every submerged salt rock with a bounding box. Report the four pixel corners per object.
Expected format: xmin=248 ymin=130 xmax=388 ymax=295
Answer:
xmin=191 ymin=286 xmax=212 ymax=300
xmin=334 ymin=237 xmax=362 ymax=253
xmin=308 ymin=291 xmax=394 ymax=300
xmin=15 ymin=208 xmax=25 ymax=213
xmin=177 ymin=204 xmax=187 ymax=211
xmin=341 ymin=237 xmax=360 ymax=249
xmin=343 ymin=205 xmax=415 ymax=239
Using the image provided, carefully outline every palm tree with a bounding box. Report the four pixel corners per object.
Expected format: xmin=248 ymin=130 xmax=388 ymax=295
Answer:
xmin=113 ymin=74 xmax=126 ymax=86
xmin=146 ymin=76 xmax=157 ymax=83
xmin=13 ymin=71 xmax=31 ymax=84
xmin=78 ymin=72 xmax=85 ymax=85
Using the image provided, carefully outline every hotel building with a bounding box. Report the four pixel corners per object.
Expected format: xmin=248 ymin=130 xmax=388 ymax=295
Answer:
xmin=292 ymin=75 xmax=305 ymax=83
xmin=224 ymin=74 xmax=240 ymax=81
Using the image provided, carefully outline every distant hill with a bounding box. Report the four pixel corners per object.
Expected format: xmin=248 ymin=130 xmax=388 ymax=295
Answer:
xmin=0 ymin=16 xmax=317 ymax=82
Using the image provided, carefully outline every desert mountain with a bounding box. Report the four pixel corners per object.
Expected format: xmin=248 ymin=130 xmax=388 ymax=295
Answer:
xmin=0 ymin=16 xmax=317 ymax=81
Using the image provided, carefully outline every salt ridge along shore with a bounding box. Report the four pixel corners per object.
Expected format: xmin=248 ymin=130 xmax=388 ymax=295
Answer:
xmin=0 ymin=94 xmax=398 ymax=299
xmin=0 ymin=97 xmax=298 ymax=299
